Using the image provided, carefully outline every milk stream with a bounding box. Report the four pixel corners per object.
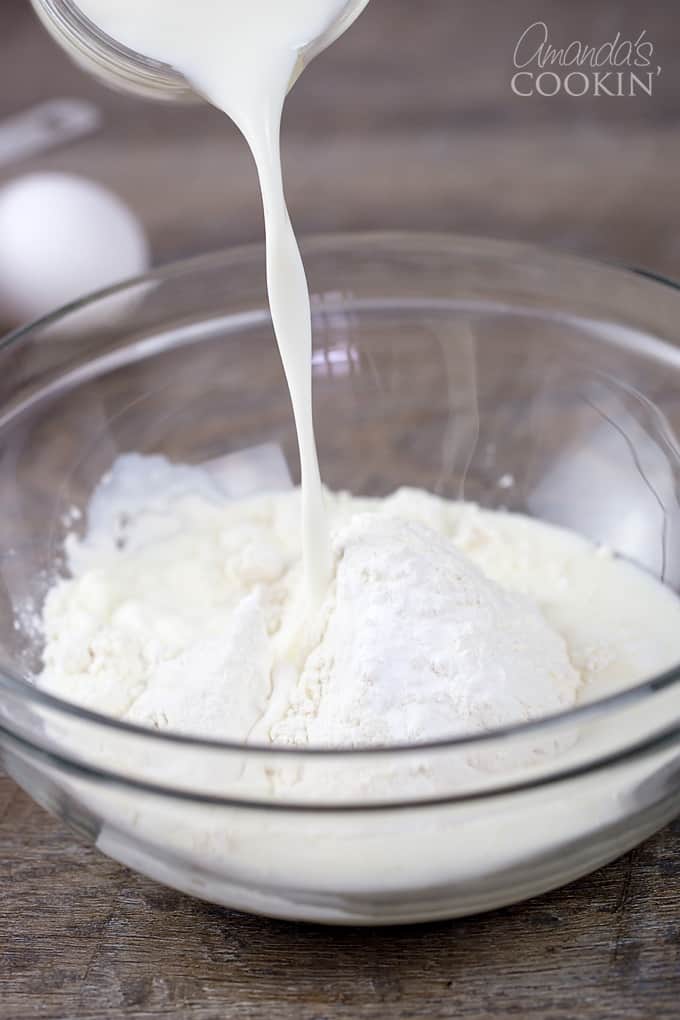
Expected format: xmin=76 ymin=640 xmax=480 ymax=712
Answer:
xmin=75 ymin=0 xmax=358 ymax=600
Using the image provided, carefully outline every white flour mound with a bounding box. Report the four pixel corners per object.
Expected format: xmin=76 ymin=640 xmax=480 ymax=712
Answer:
xmin=36 ymin=454 xmax=680 ymax=758
xmin=271 ymin=514 xmax=580 ymax=747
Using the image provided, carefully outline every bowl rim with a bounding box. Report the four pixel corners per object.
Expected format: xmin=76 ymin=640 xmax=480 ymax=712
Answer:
xmin=3 ymin=692 xmax=680 ymax=811
xmin=5 ymin=228 xmax=679 ymax=355
xmin=2 ymin=229 xmax=680 ymax=765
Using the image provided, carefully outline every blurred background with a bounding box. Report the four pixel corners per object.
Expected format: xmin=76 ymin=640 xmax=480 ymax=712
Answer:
xmin=2 ymin=0 xmax=680 ymax=287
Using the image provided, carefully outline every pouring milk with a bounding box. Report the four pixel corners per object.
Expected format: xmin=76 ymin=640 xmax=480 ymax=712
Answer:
xmin=75 ymin=0 xmax=368 ymax=601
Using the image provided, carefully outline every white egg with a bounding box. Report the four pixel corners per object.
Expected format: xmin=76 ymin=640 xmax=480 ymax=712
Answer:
xmin=0 ymin=172 xmax=149 ymax=326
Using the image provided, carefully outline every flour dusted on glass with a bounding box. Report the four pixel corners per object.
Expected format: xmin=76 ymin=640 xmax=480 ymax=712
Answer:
xmin=38 ymin=455 xmax=680 ymax=773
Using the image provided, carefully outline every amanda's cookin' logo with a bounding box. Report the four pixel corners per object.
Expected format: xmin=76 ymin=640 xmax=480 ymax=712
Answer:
xmin=511 ymin=21 xmax=662 ymax=97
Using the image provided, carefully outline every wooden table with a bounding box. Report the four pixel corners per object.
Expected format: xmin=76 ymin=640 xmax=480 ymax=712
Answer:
xmin=2 ymin=1 xmax=680 ymax=1016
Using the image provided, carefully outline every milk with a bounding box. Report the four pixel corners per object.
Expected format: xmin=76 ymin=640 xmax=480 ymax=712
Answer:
xmin=75 ymin=0 xmax=363 ymax=600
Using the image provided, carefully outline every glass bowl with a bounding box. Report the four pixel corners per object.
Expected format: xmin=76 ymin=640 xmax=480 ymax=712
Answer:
xmin=2 ymin=233 xmax=680 ymax=926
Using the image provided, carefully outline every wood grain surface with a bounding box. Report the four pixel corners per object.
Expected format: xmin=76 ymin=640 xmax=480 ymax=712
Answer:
xmin=3 ymin=0 xmax=680 ymax=1017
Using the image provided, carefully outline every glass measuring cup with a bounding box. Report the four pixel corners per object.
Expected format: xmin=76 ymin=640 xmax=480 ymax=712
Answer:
xmin=30 ymin=0 xmax=370 ymax=103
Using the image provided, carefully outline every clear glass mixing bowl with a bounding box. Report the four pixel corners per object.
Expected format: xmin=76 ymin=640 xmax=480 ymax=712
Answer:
xmin=1 ymin=233 xmax=680 ymax=925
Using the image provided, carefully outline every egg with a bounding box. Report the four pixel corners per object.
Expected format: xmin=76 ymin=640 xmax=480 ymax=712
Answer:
xmin=0 ymin=172 xmax=150 ymax=326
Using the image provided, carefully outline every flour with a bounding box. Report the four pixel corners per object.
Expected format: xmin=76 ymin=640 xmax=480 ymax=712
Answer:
xmin=269 ymin=515 xmax=580 ymax=747
xmin=37 ymin=454 xmax=680 ymax=764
